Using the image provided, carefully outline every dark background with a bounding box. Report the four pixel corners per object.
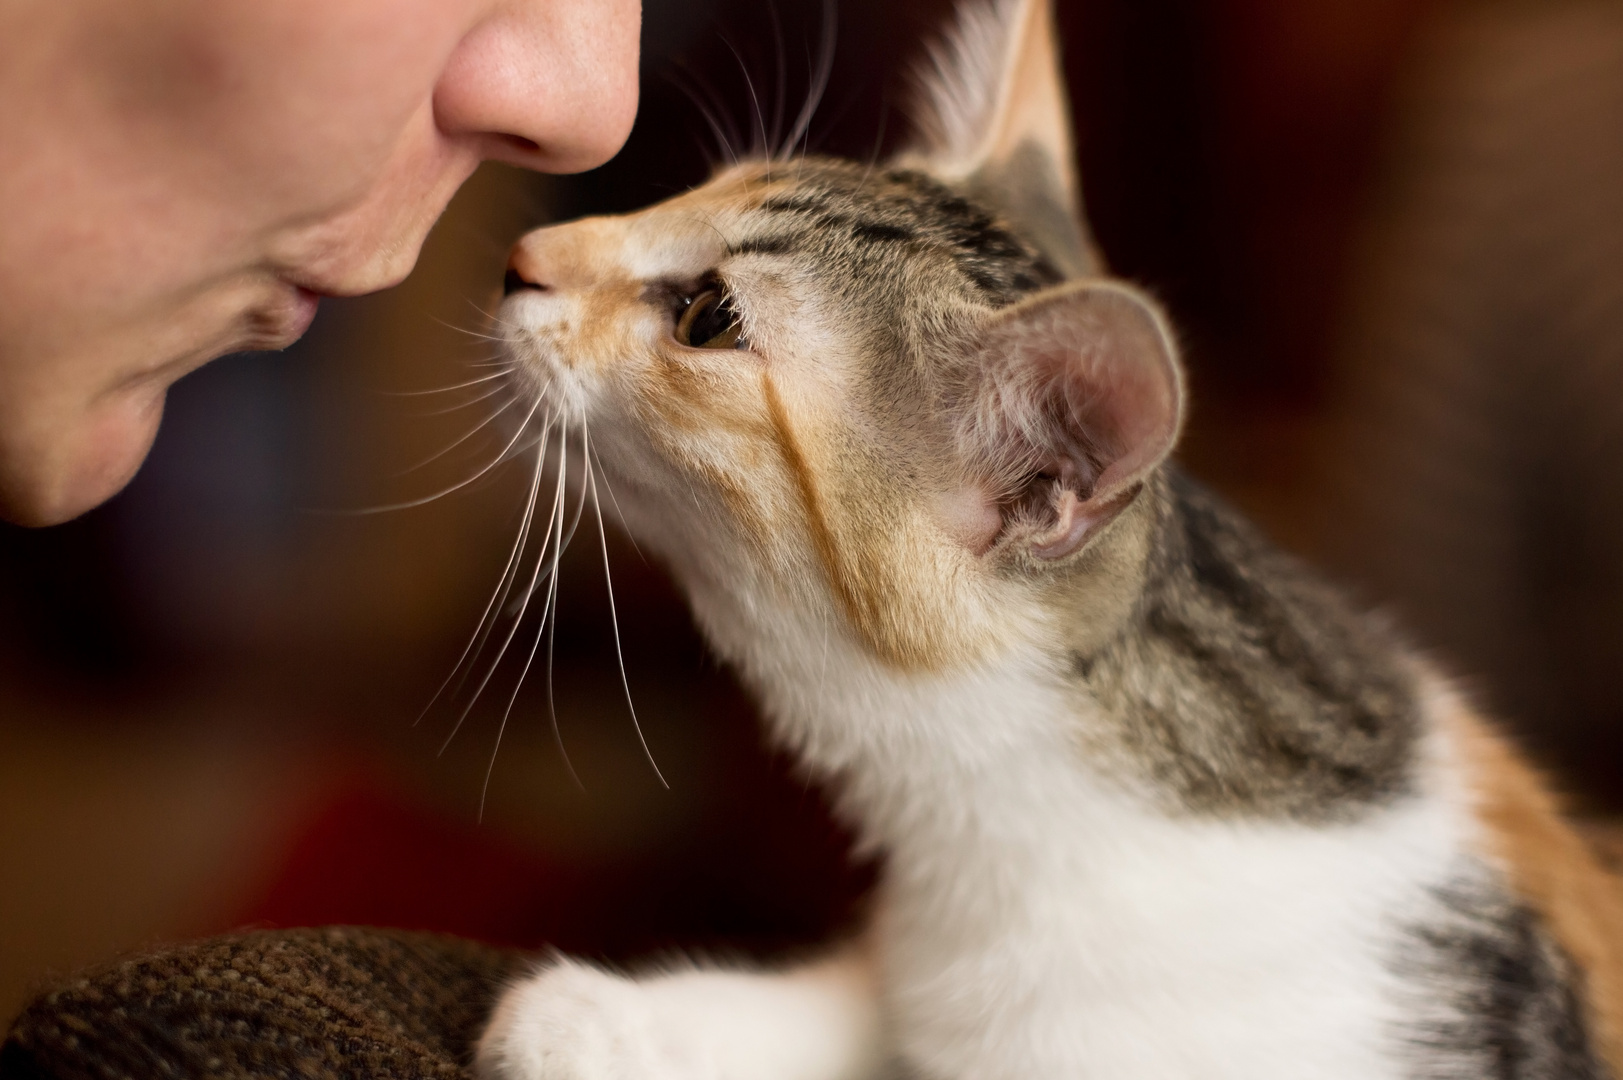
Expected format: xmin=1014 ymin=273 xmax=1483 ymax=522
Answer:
xmin=8 ymin=0 xmax=1613 ymax=1024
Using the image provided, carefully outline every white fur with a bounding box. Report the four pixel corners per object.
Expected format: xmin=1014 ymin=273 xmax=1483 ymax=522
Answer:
xmin=482 ymin=559 xmax=1483 ymax=1080
xmin=477 ymin=951 xmax=880 ymax=1080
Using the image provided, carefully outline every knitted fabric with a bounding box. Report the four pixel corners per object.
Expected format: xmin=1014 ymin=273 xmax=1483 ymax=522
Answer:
xmin=0 ymin=928 xmax=529 ymax=1080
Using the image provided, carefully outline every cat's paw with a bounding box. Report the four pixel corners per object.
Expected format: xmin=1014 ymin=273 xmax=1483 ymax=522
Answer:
xmin=476 ymin=958 xmax=712 ymax=1080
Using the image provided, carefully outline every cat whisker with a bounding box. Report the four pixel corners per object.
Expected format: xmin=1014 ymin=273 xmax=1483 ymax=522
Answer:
xmin=585 ymin=425 xmax=668 ymax=789
xmin=475 ymin=300 xmax=533 ymax=335
xmin=587 ymin=441 xmax=645 ymax=564
xmin=445 ymin=403 xmax=562 ymax=706
xmin=411 ymin=381 xmax=511 ymax=420
xmin=679 ymin=214 xmax=740 ymax=259
xmin=380 ymin=368 xmax=515 ymax=397
xmin=667 ymin=66 xmax=743 ymax=169
xmin=482 ymin=439 xmax=585 ymax=814
xmin=720 ymin=34 xmax=770 ymax=172
xmin=416 ymin=422 xmax=550 ymax=729
xmin=338 ymin=391 xmax=545 ymax=514
xmin=858 ymin=100 xmax=892 ymax=188
xmin=779 ymin=0 xmax=837 ymax=164
xmin=542 ymin=442 xmax=582 ymax=790
xmin=433 ymin=313 xmax=512 ymax=344
xmin=677 ymin=63 xmax=747 ymax=164
xmin=766 ymin=0 xmax=787 ymax=155
xmin=441 ymin=415 xmax=570 ymax=757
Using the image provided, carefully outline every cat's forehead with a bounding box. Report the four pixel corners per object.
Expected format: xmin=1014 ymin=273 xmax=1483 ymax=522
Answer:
xmin=639 ymin=159 xmax=1062 ymax=307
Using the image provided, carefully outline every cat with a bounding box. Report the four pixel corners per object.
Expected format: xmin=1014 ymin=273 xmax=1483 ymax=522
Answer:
xmin=474 ymin=1 xmax=1623 ymax=1077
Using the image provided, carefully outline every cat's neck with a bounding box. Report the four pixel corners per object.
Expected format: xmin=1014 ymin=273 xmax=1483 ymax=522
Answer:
xmin=688 ymin=465 xmax=1432 ymax=847
xmin=696 ymin=585 xmax=1108 ymax=852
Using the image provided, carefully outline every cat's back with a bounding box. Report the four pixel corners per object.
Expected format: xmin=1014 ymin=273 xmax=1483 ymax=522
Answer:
xmin=1082 ymin=467 xmax=1623 ymax=1076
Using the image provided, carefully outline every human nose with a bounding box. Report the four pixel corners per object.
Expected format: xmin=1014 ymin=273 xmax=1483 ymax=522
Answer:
xmin=433 ymin=0 xmax=641 ymax=174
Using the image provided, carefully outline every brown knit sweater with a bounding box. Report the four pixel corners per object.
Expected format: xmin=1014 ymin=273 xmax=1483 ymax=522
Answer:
xmin=0 ymin=929 xmax=529 ymax=1080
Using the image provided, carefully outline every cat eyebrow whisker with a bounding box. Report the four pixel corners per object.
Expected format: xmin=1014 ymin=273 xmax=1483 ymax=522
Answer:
xmin=679 ymin=214 xmax=739 ymax=259
xmin=719 ymin=33 xmax=770 ymax=175
xmin=857 ymin=100 xmax=891 ymax=189
xmin=766 ymin=0 xmax=787 ymax=157
xmin=779 ymin=0 xmax=837 ymax=166
xmin=665 ymin=64 xmax=744 ymax=169
xmin=586 ymin=425 xmax=668 ymax=789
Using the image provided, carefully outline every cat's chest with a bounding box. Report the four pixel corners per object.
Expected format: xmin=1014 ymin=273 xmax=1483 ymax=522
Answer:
xmin=861 ymin=736 xmax=1471 ymax=1080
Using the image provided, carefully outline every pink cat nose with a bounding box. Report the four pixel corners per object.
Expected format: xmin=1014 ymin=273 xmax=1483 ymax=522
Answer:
xmin=503 ymin=251 xmax=549 ymax=295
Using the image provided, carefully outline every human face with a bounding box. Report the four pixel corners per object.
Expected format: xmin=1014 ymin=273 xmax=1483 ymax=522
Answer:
xmin=0 ymin=0 xmax=640 ymax=526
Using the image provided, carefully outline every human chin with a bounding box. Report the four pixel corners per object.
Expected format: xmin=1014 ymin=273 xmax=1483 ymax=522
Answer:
xmin=0 ymin=382 xmax=166 ymax=527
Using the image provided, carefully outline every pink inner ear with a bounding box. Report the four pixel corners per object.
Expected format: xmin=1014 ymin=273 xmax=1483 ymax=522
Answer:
xmin=1028 ymin=484 xmax=1141 ymax=559
xmin=1070 ymin=344 xmax=1180 ymax=503
xmin=974 ymin=283 xmax=1183 ymax=561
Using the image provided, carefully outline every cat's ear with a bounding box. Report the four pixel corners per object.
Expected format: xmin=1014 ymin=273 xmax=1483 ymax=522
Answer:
xmin=959 ymin=281 xmax=1184 ymax=560
xmin=903 ymin=0 xmax=1099 ymax=278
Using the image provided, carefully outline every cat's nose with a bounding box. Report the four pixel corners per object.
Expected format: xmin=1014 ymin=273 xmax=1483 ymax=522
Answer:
xmin=503 ymin=261 xmax=548 ymax=296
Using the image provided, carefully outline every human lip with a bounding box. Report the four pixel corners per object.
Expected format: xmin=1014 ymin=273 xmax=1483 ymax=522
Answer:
xmin=258 ymin=282 xmax=322 ymax=349
xmin=285 ymin=285 xmax=321 ymax=339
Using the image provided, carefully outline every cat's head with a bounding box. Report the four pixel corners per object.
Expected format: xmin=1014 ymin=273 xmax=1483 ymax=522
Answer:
xmin=499 ymin=0 xmax=1184 ymax=672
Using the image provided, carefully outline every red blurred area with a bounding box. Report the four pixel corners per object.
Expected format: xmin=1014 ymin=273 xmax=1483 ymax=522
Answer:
xmin=235 ymin=773 xmax=590 ymax=949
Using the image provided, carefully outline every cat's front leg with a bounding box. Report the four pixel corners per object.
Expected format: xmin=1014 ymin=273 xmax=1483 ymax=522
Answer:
xmin=475 ymin=945 xmax=883 ymax=1080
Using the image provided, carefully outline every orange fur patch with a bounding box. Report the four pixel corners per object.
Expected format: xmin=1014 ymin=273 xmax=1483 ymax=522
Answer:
xmin=1448 ymin=705 xmax=1623 ymax=1074
xmin=759 ymin=371 xmax=958 ymax=671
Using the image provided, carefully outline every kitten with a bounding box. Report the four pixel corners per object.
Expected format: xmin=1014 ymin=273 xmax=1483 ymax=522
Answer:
xmin=476 ymin=1 xmax=1623 ymax=1077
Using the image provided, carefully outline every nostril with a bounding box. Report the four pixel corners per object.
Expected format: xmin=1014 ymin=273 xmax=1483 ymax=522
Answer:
xmin=504 ymin=267 xmax=547 ymax=296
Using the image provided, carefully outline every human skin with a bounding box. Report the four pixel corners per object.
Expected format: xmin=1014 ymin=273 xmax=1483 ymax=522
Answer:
xmin=0 ymin=0 xmax=639 ymax=527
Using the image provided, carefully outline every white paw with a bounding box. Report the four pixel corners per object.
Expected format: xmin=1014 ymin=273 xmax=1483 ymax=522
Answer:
xmin=476 ymin=958 xmax=713 ymax=1080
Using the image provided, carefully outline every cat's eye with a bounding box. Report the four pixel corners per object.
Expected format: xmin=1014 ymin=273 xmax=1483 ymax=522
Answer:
xmin=675 ymin=288 xmax=747 ymax=350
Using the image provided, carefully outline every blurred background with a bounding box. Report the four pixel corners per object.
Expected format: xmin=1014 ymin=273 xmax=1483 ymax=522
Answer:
xmin=6 ymin=0 xmax=1623 ymax=1026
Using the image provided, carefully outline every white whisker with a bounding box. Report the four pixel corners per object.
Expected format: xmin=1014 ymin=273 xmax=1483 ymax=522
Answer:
xmin=587 ymin=442 xmax=645 ymax=563
xmin=780 ymin=0 xmax=837 ymax=163
xmin=542 ymin=456 xmax=583 ymax=790
xmin=382 ymin=369 xmax=514 ymax=397
xmin=483 ymin=451 xmax=583 ymax=812
xmin=722 ymin=34 xmax=770 ymax=171
xmin=341 ymin=392 xmax=546 ymax=514
xmin=668 ymin=67 xmax=742 ymax=168
xmin=414 ymin=382 xmax=510 ymax=418
xmin=396 ymin=393 xmax=519 ymax=477
xmin=767 ymin=0 xmax=788 ymax=153
xmin=585 ymin=426 xmax=668 ymax=789
xmin=416 ymin=425 xmax=549 ymax=728
xmin=476 ymin=302 xmax=531 ymax=334
xmin=440 ymin=418 xmax=569 ymax=756
xmin=449 ymin=404 xmax=562 ymax=690
xmin=433 ymin=314 xmax=512 ymax=344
